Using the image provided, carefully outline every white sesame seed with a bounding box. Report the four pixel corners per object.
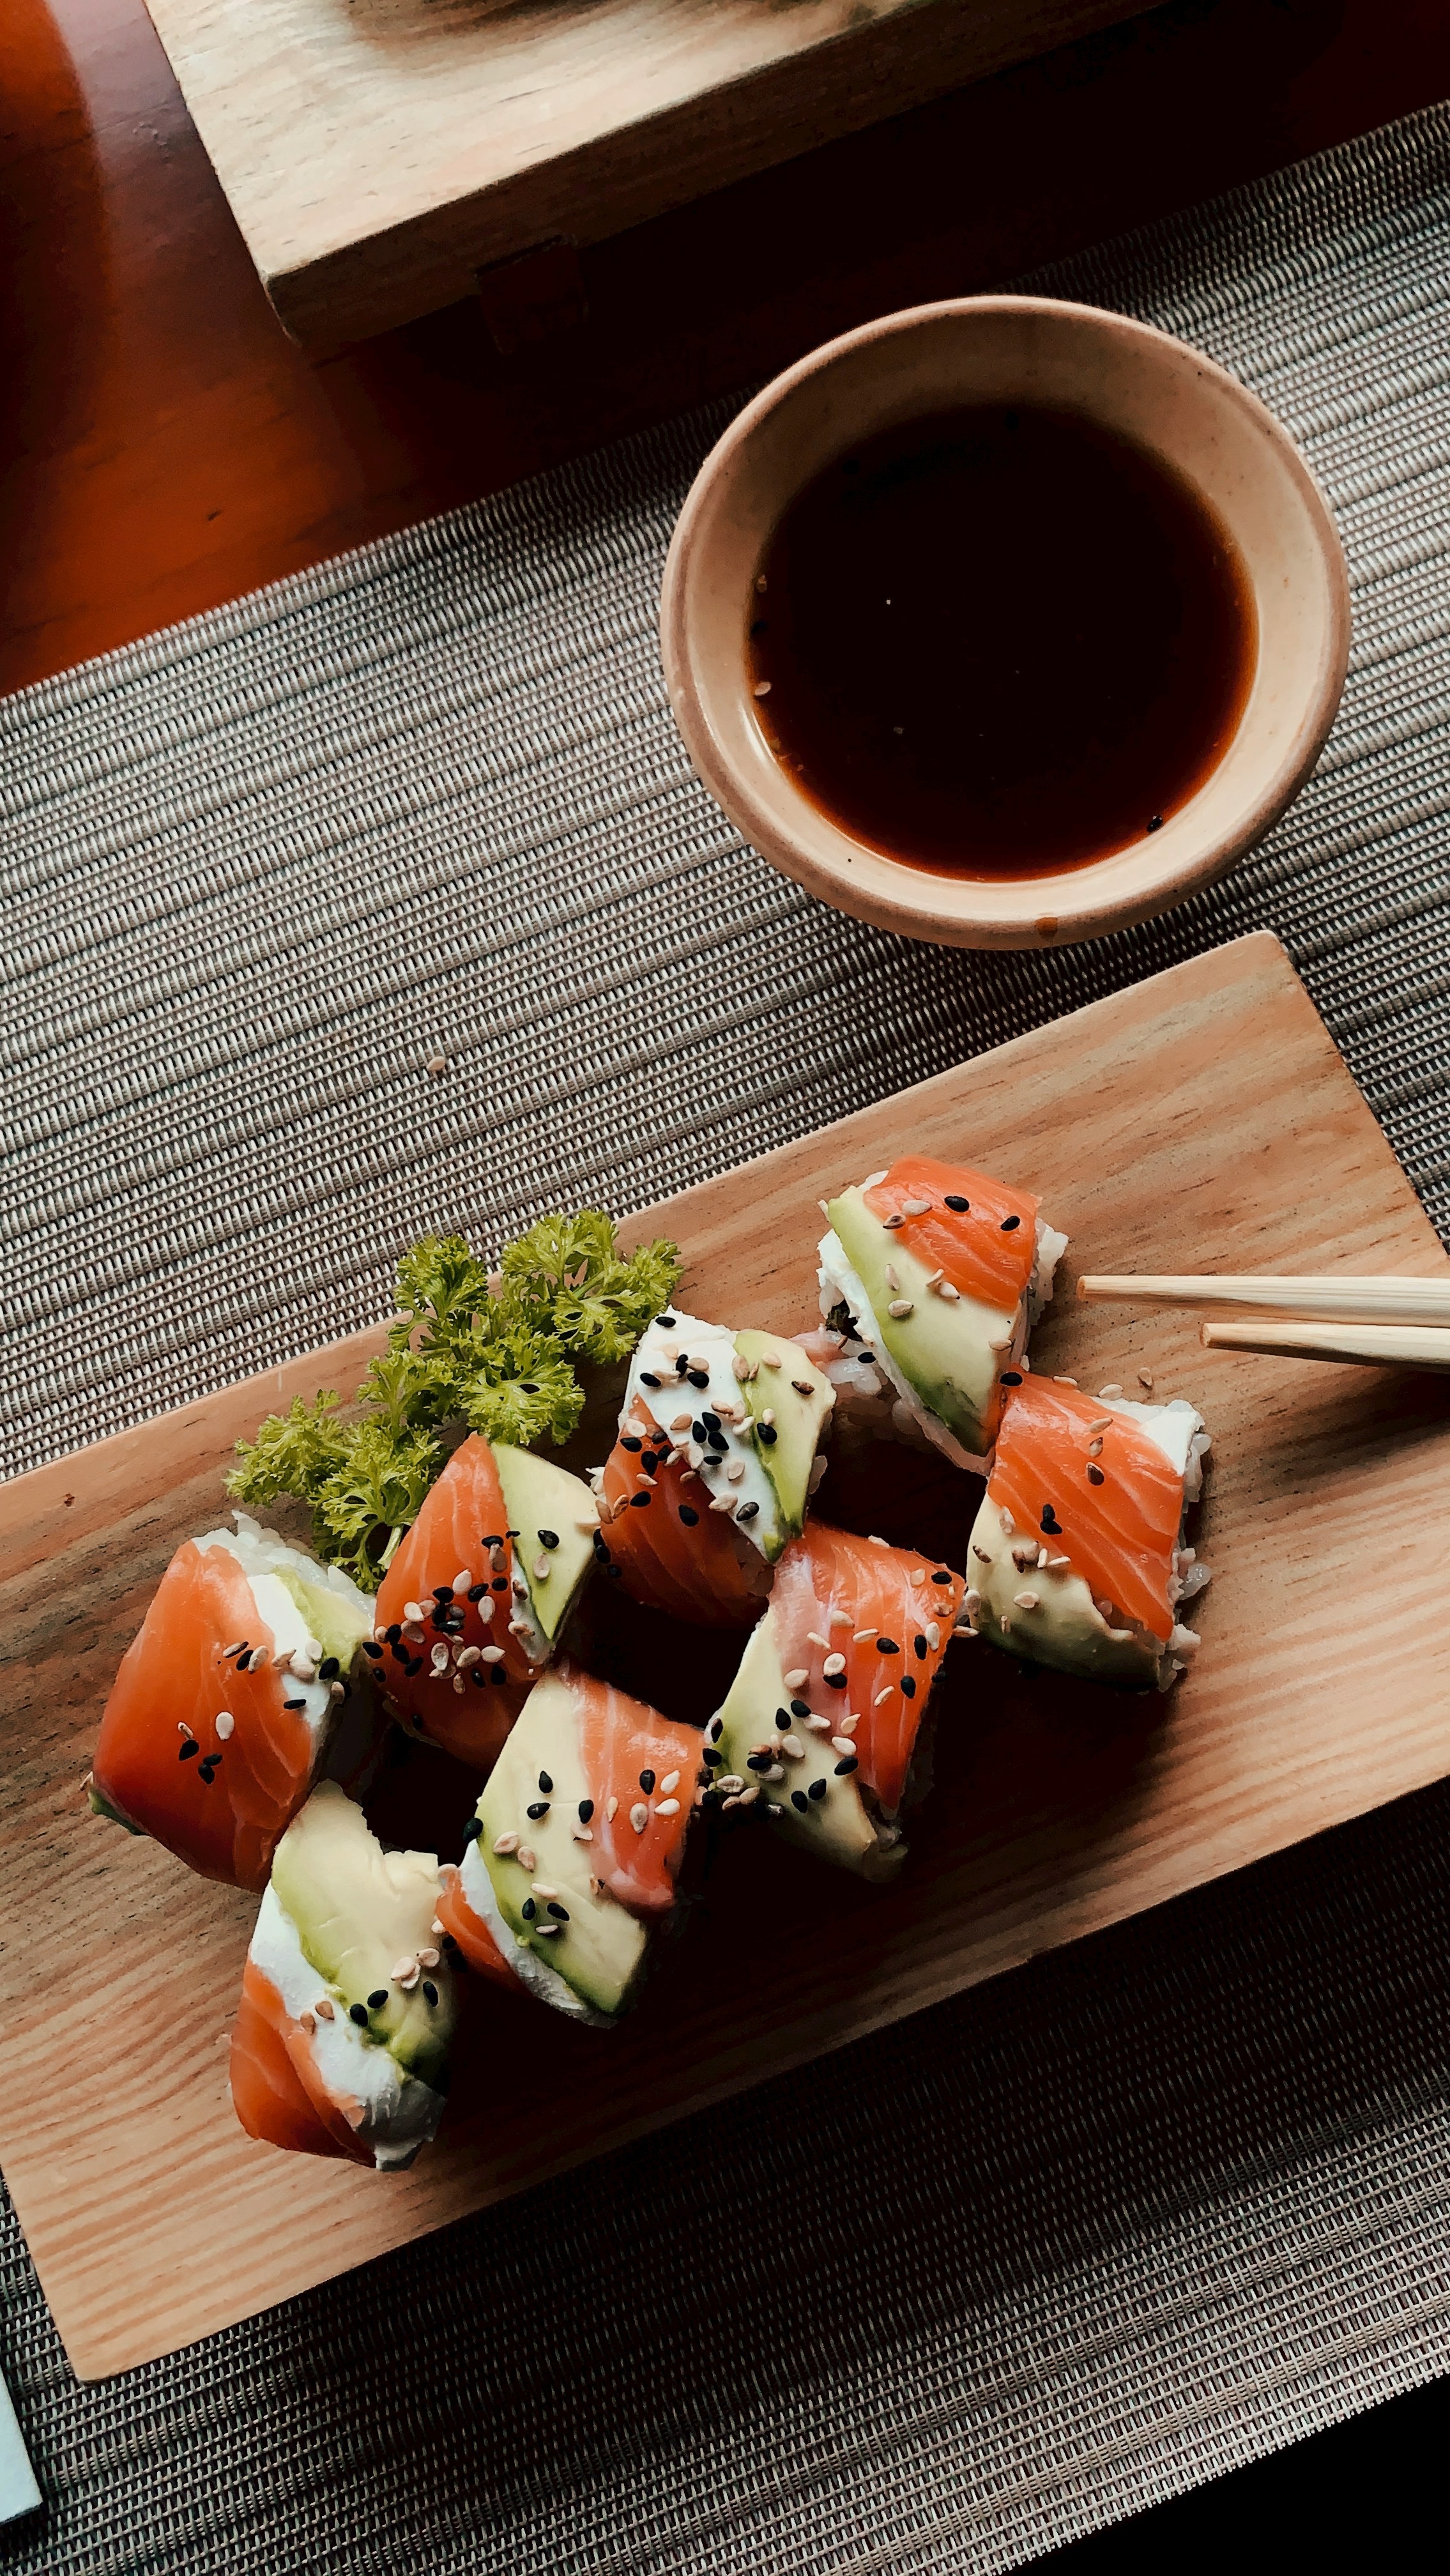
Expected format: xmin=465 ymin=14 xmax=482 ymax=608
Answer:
xmin=478 ymin=1644 xmax=505 ymax=1664
xmin=455 ymin=1644 xmax=481 ymax=1668
xmin=574 ymin=1826 xmax=594 ymax=1842
xmin=431 ymin=1644 xmax=450 ymax=1673
xmin=1088 ymin=1436 xmax=1103 ymax=1455
xmin=998 ymin=1509 xmax=1016 ymax=1533
xmin=884 ymin=1262 xmax=899 ymax=1291
xmin=493 ymin=1832 xmax=519 ymax=1855
xmin=736 ymin=1783 xmax=761 ymax=1806
xmin=533 ymin=1555 xmax=552 ymax=1581
xmin=1054 ymin=1374 xmax=1079 ymax=1385
xmin=214 ymin=1712 xmax=234 ymax=1740
xmin=656 ymin=1797 xmax=681 ymax=1817
xmin=404 ymin=1602 xmax=424 ymax=1624
xmin=314 ymin=1997 xmax=335 ymax=2021
xmin=530 ymin=1882 xmax=558 ymax=1899
xmin=901 ymin=1195 xmax=931 ymax=1215
xmin=925 ymin=1621 xmax=940 ymax=1650
xmin=533 ymin=1922 xmax=561 ymax=1938
xmin=830 ymin=1735 xmax=857 ymax=1757
xmin=882 ymin=1212 xmax=904 ymax=1230
xmin=716 ymin=1775 xmax=745 ymax=1795
xmin=606 ymin=1796 xmax=618 ymax=1821
xmin=418 ymin=1947 xmax=440 ymax=1969
xmin=765 ymin=1763 xmax=784 ymax=1781
xmin=804 ymin=1714 xmax=831 ymax=1733
xmin=823 ymin=1652 xmax=846 ymax=1676
xmin=863 ymin=1169 xmax=887 ymax=1187
xmin=939 ymin=1283 xmax=960 ymax=1301
xmin=1098 ymin=1384 xmax=1124 ymax=1399
xmin=753 ymin=680 xmax=772 ymax=698
xmin=1014 ymin=1589 xmax=1039 ymax=1610
xmin=887 ymin=1299 xmax=915 ymax=1319
xmin=837 ymin=1712 xmax=859 ymax=1735
xmin=763 ymin=1352 xmax=782 ymax=1369
xmin=779 ymin=1736 xmax=805 ymax=1761
xmin=783 ymin=1667 xmax=809 ymax=1689
xmin=517 ymin=1845 xmax=537 ymax=1871
xmin=452 ymin=1570 xmax=472 ymax=1595
xmin=874 ymin=1686 xmax=893 ymax=1705
xmin=299 ymin=2010 xmax=316 ymax=2035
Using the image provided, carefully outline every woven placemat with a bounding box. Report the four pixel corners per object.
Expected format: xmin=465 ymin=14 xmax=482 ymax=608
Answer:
xmin=4 ymin=99 xmax=1450 ymax=2573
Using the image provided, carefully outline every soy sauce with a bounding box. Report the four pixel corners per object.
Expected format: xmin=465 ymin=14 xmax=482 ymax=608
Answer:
xmin=746 ymin=404 xmax=1256 ymax=879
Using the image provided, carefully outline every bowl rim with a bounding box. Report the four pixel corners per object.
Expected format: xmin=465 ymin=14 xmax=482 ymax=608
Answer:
xmin=660 ymin=294 xmax=1352 ymax=951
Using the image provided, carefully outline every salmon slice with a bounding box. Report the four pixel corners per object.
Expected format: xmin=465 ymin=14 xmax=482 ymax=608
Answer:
xmin=434 ymin=1864 xmax=518 ymax=1990
xmin=770 ymin=1524 xmax=966 ymax=1815
xmin=863 ymin=1154 xmax=1039 ymax=1317
xmin=988 ymin=1379 xmax=1182 ymax=1641
xmin=375 ymin=1436 xmax=536 ymax=1748
xmin=597 ymin=1400 xmax=765 ymax=1628
xmin=229 ymin=1959 xmax=372 ymax=2165
xmin=93 ymin=1541 xmax=318 ymax=1890
xmin=565 ymin=1659 xmax=699 ymax=1914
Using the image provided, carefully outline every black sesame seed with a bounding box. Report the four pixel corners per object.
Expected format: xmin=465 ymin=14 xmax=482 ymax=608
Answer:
xmin=876 ymin=1637 xmax=899 ymax=1655
xmin=547 ymin=1902 xmax=569 ymax=1921
xmin=471 ymin=1669 xmax=487 ymax=1687
xmin=178 ymin=1738 xmax=200 ymax=1760
xmin=701 ymin=1411 xmax=721 ymax=1432
xmin=746 ymin=1753 xmax=772 ymax=1773
xmin=492 ymin=1577 xmax=508 ymax=1593
xmin=577 ymin=1797 xmax=595 ymax=1821
xmin=678 ymin=1504 xmax=699 ymax=1526
xmin=622 ymin=1435 xmax=643 ymax=1452
xmin=790 ymin=1698 xmax=811 ymax=1718
xmin=640 ymin=1372 xmax=662 ymax=1388
xmin=790 ymin=1789 xmax=810 ymax=1813
xmin=361 ymin=1639 xmax=383 ymax=1659
xmin=526 ymin=1800 xmax=551 ymax=1819
xmin=1087 ymin=1464 xmax=1106 ymax=1485
xmin=463 ymin=1818 xmax=483 ymax=1842
xmin=944 ymin=1193 xmax=970 ymax=1212
xmin=901 ymin=1675 xmax=917 ymax=1698
xmin=522 ymin=1899 xmax=537 ymax=1920
xmin=538 ymin=1770 xmax=553 ymax=1793
xmin=405 ymin=1656 xmax=424 ymax=1676
xmin=931 ymin=1569 xmax=953 ymax=1584
xmin=228 ymin=1641 xmax=251 ymax=1660
xmin=639 ymin=1768 xmax=656 ymax=1793
xmin=835 ymin=1755 xmax=860 ymax=1775
xmin=429 ymin=1609 xmax=448 ymax=1631
xmin=757 ymin=1423 xmax=777 ymax=1445
xmin=537 ymin=1529 xmax=559 ymax=1549
xmin=1000 ymin=1213 xmax=1021 ymax=1232
xmin=367 ymin=1989 xmax=388 ymax=2009
xmin=432 ymin=1585 xmax=454 ymax=1603
xmin=709 ymin=1717 xmax=724 ymax=1740
xmin=423 ymin=1981 xmax=438 ymax=2006
xmin=385 ymin=1623 xmax=402 ymax=1643
xmin=283 ymin=1696 xmax=308 ymax=1710
xmin=349 ymin=2004 xmax=369 ymax=2027
xmin=1041 ymin=1506 xmax=1062 ymax=1535
xmin=656 ymin=1314 xmax=677 ymax=1328
xmin=825 ymin=1671 xmax=848 ymax=1689
xmin=630 ymin=1491 xmax=652 ymax=1508
xmin=1000 ymin=1371 xmax=1023 ymax=1388
xmin=494 ymin=1661 xmax=513 ymax=1676
xmin=482 ymin=1535 xmax=503 ymax=1549
xmin=808 ymin=1777 xmax=828 ymax=1802
xmin=703 ymin=1747 xmax=723 ymax=1767
xmin=736 ymin=1501 xmax=759 ymax=1521
xmin=1147 ymin=813 xmax=1164 ymax=832
xmin=914 ymin=1634 xmax=928 ymax=1660
xmin=468 ymin=1583 xmax=488 ymax=1602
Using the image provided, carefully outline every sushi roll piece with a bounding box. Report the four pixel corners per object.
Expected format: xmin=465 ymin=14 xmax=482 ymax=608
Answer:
xmin=708 ymin=1523 xmax=968 ymax=1880
xmin=435 ymin=1660 xmax=700 ymax=2025
xmin=89 ymin=1514 xmax=374 ymax=1890
xmin=818 ymin=1155 xmax=1067 ymax=1471
xmin=593 ymin=1309 xmax=834 ymax=1626
xmin=966 ymin=1377 xmax=1211 ymax=1690
xmin=229 ymin=1782 xmax=456 ymax=2170
xmin=370 ymin=1434 xmax=598 ymax=1767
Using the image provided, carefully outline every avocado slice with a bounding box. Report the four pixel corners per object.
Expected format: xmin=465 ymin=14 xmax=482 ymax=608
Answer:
xmin=476 ymin=1675 xmax=650 ymax=2018
xmin=710 ymin=1618 xmax=904 ymax=1881
xmin=273 ymin=1569 xmax=372 ymax=1675
xmin=828 ymin=1188 xmax=1011 ymax=1457
xmin=733 ymin=1331 xmax=832 ymax=1558
xmin=271 ymin=1782 xmax=453 ymax=2085
xmin=494 ymin=1446 xmax=597 ymax=1644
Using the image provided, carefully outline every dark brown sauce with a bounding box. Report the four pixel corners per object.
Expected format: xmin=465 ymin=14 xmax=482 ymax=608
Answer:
xmin=747 ymin=404 xmax=1257 ymax=880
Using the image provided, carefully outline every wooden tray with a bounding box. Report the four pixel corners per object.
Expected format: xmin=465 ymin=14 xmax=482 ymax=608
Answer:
xmin=140 ymin=0 xmax=1158 ymax=349
xmin=6 ymin=930 xmax=1450 ymax=2381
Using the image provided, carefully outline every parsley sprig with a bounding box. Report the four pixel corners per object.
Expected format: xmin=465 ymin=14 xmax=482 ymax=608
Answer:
xmin=227 ymin=1210 xmax=682 ymax=1587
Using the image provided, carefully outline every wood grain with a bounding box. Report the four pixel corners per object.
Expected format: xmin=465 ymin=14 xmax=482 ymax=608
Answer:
xmin=140 ymin=0 xmax=1159 ymax=349
xmin=4 ymin=931 xmax=1450 ymax=2380
xmin=8 ymin=0 xmax=1450 ymax=698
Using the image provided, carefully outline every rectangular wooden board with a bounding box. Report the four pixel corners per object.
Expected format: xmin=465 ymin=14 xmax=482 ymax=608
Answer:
xmin=140 ymin=0 xmax=1159 ymax=349
xmin=6 ymin=929 xmax=1450 ymax=2381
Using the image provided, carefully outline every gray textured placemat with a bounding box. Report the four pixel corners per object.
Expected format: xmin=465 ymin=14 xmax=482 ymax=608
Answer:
xmin=4 ymin=99 xmax=1450 ymax=2573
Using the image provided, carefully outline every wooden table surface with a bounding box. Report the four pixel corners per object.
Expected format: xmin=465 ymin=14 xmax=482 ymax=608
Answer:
xmin=3 ymin=0 xmax=1449 ymax=701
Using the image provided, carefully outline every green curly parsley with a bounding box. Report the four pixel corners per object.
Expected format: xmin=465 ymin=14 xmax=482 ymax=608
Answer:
xmin=227 ymin=1209 xmax=682 ymax=1587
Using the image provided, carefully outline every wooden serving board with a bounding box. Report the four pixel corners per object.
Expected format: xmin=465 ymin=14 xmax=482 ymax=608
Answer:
xmin=139 ymin=0 xmax=1159 ymax=349
xmin=6 ymin=930 xmax=1450 ymax=2382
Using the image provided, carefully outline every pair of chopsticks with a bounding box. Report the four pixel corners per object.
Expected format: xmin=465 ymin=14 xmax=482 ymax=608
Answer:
xmin=1076 ymin=1273 xmax=1450 ymax=1372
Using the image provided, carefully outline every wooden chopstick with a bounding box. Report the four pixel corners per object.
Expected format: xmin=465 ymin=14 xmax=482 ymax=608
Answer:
xmin=1200 ymin=1318 xmax=1450 ymax=1370
xmin=1076 ymin=1272 xmax=1450 ymax=1328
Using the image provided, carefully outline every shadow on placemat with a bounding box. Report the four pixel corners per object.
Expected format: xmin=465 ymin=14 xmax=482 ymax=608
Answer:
xmin=3 ymin=1768 xmax=1449 ymax=2575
